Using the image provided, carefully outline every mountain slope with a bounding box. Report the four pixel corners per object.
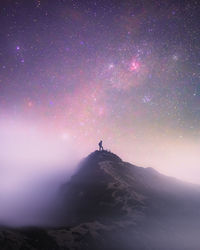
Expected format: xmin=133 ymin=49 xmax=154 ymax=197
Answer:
xmin=60 ymin=150 xmax=200 ymax=222
xmin=60 ymin=150 xmax=145 ymax=225
xmin=1 ymin=150 xmax=200 ymax=249
xmin=57 ymin=150 xmax=200 ymax=249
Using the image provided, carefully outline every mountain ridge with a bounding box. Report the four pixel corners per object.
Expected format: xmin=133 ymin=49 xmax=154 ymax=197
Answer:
xmin=1 ymin=150 xmax=200 ymax=249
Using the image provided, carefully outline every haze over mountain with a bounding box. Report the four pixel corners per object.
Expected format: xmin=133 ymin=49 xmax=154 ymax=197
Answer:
xmin=1 ymin=0 xmax=199 ymax=248
xmin=1 ymin=150 xmax=200 ymax=249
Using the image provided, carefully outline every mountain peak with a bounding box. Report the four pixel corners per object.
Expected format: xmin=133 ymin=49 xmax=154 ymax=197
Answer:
xmin=59 ymin=150 xmax=146 ymax=225
xmin=59 ymin=149 xmax=200 ymax=232
xmin=3 ymin=150 xmax=200 ymax=250
xmin=85 ymin=150 xmax=122 ymax=163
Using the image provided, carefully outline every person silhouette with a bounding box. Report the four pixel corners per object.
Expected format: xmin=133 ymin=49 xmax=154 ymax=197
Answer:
xmin=98 ymin=140 xmax=103 ymax=151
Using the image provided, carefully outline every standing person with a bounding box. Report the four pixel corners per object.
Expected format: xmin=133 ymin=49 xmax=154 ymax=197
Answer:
xmin=98 ymin=140 xmax=103 ymax=151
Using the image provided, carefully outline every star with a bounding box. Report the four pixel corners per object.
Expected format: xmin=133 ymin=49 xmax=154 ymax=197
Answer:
xmin=172 ymin=55 xmax=178 ymax=61
xmin=142 ymin=96 xmax=152 ymax=103
xmin=108 ymin=64 xmax=114 ymax=69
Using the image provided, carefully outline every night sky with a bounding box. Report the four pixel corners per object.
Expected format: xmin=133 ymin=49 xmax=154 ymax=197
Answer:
xmin=0 ymin=0 xmax=200 ymax=183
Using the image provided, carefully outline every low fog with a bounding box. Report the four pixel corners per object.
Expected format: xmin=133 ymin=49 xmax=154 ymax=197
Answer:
xmin=1 ymin=120 xmax=200 ymax=249
xmin=0 ymin=120 xmax=80 ymax=227
xmin=0 ymin=119 xmax=200 ymax=230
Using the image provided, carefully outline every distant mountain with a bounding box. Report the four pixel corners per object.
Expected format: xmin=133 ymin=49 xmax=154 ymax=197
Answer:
xmin=1 ymin=150 xmax=200 ymax=249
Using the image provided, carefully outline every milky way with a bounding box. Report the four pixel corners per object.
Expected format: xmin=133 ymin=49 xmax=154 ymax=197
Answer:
xmin=0 ymin=0 xmax=200 ymax=183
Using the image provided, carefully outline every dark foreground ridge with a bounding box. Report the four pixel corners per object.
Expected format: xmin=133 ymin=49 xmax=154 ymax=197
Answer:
xmin=1 ymin=150 xmax=200 ymax=249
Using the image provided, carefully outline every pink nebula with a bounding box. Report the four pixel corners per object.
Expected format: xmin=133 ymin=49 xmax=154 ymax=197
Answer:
xmin=130 ymin=61 xmax=140 ymax=72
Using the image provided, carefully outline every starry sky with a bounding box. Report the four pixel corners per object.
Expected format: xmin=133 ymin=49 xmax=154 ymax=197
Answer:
xmin=0 ymin=0 xmax=200 ymax=183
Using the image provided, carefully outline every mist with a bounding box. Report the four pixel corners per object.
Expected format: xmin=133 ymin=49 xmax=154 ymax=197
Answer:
xmin=0 ymin=119 xmax=80 ymax=227
xmin=0 ymin=118 xmax=200 ymax=227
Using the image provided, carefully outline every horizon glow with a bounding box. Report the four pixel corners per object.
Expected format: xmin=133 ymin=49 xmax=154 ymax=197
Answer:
xmin=0 ymin=0 xmax=200 ymax=186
